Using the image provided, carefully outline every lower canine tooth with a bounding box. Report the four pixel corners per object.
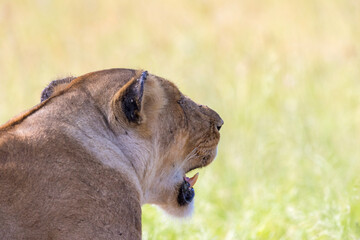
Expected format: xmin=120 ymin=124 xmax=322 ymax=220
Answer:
xmin=188 ymin=172 xmax=199 ymax=188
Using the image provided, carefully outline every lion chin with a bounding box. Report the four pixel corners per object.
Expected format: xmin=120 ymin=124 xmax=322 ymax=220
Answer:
xmin=0 ymin=68 xmax=223 ymax=239
xmin=161 ymin=199 xmax=195 ymax=218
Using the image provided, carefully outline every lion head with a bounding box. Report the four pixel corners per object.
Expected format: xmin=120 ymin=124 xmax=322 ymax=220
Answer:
xmin=40 ymin=69 xmax=223 ymax=217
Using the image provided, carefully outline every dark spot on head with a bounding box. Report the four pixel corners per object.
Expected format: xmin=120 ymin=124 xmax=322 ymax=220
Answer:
xmin=202 ymin=155 xmax=210 ymax=162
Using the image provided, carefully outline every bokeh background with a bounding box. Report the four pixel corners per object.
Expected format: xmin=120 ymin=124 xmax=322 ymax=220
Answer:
xmin=1 ymin=0 xmax=360 ymax=239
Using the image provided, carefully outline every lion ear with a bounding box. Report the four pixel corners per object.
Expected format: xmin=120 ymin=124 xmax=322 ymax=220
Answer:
xmin=114 ymin=71 xmax=148 ymax=124
xmin=41 ymin=77 xmax=75 ymax=102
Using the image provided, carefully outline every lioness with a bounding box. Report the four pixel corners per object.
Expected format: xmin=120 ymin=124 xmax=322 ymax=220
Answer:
xmin=0 ymin=69 xmax=223 ymax=239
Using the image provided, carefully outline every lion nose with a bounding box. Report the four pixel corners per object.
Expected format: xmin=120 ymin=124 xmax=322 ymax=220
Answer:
xmin=198 ymin=104 xmax=224 ymax=131
xmin=216 ymin=118 xmax=224 ymax=131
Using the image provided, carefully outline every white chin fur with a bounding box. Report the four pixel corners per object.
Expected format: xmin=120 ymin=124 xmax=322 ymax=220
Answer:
xmin=159 ymin=200 xmax=195 ymax=218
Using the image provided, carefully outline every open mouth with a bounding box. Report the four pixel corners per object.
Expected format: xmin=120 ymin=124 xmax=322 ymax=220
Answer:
xmin=177 ymin=149 xmax=217 ymax=206
xmin=177 ymin=172 xmax=199 ymax=206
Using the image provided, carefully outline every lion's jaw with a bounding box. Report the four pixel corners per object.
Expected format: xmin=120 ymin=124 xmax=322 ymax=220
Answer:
xmin=136 ymin=132 xmax=220 ymax=218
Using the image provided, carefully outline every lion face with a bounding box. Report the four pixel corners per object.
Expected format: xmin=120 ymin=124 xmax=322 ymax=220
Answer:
xmin=109 ymin=71 xmax=223 ymax=217
xmin=156 ymin=94 xmax=223 ymax=217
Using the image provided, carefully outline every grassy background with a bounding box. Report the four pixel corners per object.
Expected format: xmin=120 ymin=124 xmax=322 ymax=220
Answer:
xmin=1 ymin=0 xmax=360 ymax=239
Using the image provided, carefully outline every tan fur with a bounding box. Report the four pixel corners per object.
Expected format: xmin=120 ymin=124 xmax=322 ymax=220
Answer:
xmin=0 ymin=68 xmax=223 ymax=239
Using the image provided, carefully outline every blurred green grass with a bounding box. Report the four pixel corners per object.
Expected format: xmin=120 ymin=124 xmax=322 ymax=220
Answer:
xmin=1 ymin=0 xmax=360 ymax=239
